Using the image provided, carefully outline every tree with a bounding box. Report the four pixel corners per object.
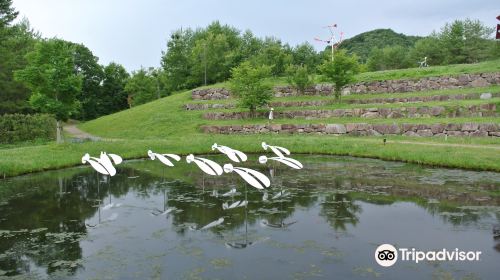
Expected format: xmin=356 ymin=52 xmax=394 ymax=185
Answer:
xmin=0 ymin=0 xmax=18 ymax=27
xmin=286 ymin=64 xmax=313 ymax=95
xmin=319 ymin=50 xmax=360 ymax=102
xmin=366 ymin=45 xmax=411 ymax=71
xmin=99 ymin=62 xmax=129 ymax=115
xmin=161 ymin=29 xmax=193 ymax=92
xmin=0 ymin=18 xmax=39 ymax=114
xmin=190 ymin=32 xmax=232 ymax=85
xmin=251 ymin=37 xmax=292 ymax=76
xmin=408 ymin=36 xmax=445 ymax=66
xmin=14 ymin=39 xmax=83 ymax=143
xmin=124 ymin=68 xmax=157 ymax=107
xmin=291 ymin=42 xmax=319 ymax=70
xmin=438 ymin=19 xmax=494 ymax=64
xmin=71 ymin=43 xmax=104 ymax=120
xmin=366 ymin=47 xmax=385 ymax=71
xmin=229 ymin=62 xmax=272 ymax=117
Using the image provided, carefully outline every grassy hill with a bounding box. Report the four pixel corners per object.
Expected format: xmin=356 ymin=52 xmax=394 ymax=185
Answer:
xmin=1 ymin=60 xmax=500 ymax=177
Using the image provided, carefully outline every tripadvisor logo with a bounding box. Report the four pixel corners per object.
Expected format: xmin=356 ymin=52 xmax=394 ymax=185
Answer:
xmin=374 ymin=244 xmax=482 ymax=267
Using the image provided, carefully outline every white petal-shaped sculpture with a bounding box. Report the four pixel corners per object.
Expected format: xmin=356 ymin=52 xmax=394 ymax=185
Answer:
xmin=262 ymin=142 xmax=290 ymax=158
xmin=260 ymin=155 xmax=303 ymax=170
xmin=223 ymin=164 xmax=271 ymax=190
xmin=186 ymin=154 xmax=223 ymax=176
xmin=82 ymin=152 xmax=122 ymax=176
xmin=148 ymin=150 xmax=181 ymax=167
xmin=108 ymin=153 xmax=123 ymax=165
xmin=212 ymin=143 xmax=247 ymax=162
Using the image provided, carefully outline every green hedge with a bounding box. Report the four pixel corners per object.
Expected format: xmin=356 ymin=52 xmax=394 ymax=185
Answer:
xmin=0 ymin=114 xmax=56 ymax=143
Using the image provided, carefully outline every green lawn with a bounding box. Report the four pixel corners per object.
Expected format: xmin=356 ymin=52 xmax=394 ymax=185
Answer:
xmin=1 ymin=135 xmax=500 ymax=178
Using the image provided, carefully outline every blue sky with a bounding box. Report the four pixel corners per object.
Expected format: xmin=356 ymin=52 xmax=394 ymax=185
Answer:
xmin=12 ymin=0 xmax=500 ymax=71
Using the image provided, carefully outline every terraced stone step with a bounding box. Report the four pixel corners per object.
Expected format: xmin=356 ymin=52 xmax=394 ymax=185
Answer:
xmin=201 ymin=122 xmax=500 ymax=137
xmin=202 ymin=103 xmax=498 ymax=120
xmin=184 ymin=100 xmax=334 ymax=110
xmin=348 ymin=92 xmax=499 ymax=105
xmin=185 ymin=92 xmax=498 ymax=110
xmin=191 ymin=72 xmax=500 ymax=100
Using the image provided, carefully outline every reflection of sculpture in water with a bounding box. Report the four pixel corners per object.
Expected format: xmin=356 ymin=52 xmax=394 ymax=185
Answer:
xmin=186 ymin=154 xmax=223 ymax=194
xmin=86 ymin=174 xmax=119 ymax=227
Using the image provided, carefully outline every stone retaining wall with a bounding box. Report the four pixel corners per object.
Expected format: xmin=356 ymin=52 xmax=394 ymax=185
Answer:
xmin=344 ymin=72 xmax=500 ymax=94
xmin=191 ymin=88 xmax=231 ymax=100
xmin=201 ymin=122 xmax=500 ymax=137
xmin=348 ymin=92 xmax=500 ymax=104
xmin=185 ymin=92 xmax=498 ymax=110
xmin=185 ymin=100 xmax=336 ymax=110
xmin=191 ymin=72 xmax=500 ymax=100
xmin=202 ymin=104 xmax=497 ymax=120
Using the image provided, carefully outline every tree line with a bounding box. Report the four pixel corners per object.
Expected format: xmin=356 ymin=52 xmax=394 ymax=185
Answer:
xmin=365 ymin=19 xmax=499 ymax=71
xmin=1 ymin=0 xmax=499 ymax=127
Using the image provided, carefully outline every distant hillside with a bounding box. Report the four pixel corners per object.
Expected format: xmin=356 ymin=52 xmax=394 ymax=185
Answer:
xmin=339 ymin=29 xmax=423 ymax=62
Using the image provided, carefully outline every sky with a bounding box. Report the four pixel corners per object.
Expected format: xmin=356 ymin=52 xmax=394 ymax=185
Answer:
xmin=12 ymin=0 xmax=500 ymax=71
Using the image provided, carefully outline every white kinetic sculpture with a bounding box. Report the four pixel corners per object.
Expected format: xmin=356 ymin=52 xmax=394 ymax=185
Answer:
xmin=261 ymin=142 xmax=290 ymax=158
xmin=212 ymin=143 xmax=247 ymax=162
xmin=82 ymin=152 xmax=123 ymax=176
xmin=186 ymin=154 xmax=223 ymax=176
xmin=148 ymin=150 xmax=181 ymax=166
xmin=223 ymin=164 xmax=270 ymax=190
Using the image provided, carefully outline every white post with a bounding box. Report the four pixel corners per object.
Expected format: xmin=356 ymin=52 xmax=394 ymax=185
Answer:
xmin=56 ymin=120 xmax=62 ymax=143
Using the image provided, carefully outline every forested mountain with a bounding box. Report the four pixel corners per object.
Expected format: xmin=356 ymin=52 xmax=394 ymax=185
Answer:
xmin=339 ymin=29 xmax=423 ymax=62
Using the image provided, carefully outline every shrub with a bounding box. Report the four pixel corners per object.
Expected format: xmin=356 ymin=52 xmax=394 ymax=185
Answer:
xmin=0 ymin=114 xmax=56 ymax=143
xmin=286 ymin=64 xmax=314 ymax=95
xmin=229 ymin=61 xmax=273 ymax=116
xmin=319 ymin=50 xmax=360 ymax=102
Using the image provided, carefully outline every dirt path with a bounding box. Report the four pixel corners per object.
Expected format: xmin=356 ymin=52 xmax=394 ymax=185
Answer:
xmin=63 ymin=124 xmax=100 ymax=140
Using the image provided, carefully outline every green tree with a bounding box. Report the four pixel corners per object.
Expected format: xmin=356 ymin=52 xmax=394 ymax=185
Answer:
xmin=438 ymin=19 xmax=494 ymax=64
xmin=251 ymin=37 xmax=292 ymax=76
xmin=319 ymin=50 xmax=360 ymax=102
xmin=14 ymin=39 xmax=83 ymax=143
xmin=0 ymin=19 xmax=39 ymax=114
xmin=229 ymin=62 xmax=272 ymax=117
xmin=99 ymin=62 xmax=129 ymax=115
xmin=238 ymin=30 xmax=263 ymax=61
xmin=124 ymin=68 xmax=157 ymax=107
xmin=366 ymin=47 xmax=384 ymax=71
xmin=408 ymin=36 xmax=445 ymax=66
xmin=291 ymin=42 xmax=319 ymax=70
xmin=71 ymin=43 xmax=104 ymax=120
xmin=0 ymin=0 xmax=18 ymax=27
xmin=366 ymin=46 xmax=411 ymax=71
xmin=286 ymin=64 xmax=313 ymax=95
xmin=190 ymin=32 xmax=232 ymax=85
xmin=161 ymin=29 xmax=193 ymax=91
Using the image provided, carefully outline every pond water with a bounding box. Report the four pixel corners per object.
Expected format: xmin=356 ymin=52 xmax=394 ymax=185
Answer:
xmin=0 ymin=155 xmax=499 ymax=279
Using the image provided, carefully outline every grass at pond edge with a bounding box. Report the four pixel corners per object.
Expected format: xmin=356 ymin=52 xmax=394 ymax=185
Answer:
xmin=1 ymin=134 xmax=499 ymax=178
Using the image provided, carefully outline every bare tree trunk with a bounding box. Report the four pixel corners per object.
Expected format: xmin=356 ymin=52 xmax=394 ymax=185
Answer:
xmin=56 ymin=120 xmax=62 ymax=144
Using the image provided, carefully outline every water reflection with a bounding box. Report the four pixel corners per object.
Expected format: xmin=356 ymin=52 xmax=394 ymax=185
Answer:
xmin=0 ymin=155 xmax=498 ymax=279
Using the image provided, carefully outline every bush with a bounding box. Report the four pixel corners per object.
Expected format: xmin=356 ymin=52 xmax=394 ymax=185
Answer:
xmin=229 ymin=61 xmax=273 ymax=116
xmin=286 ymin=64 xmax=313 ymax=94
xmin=319 ymin=50 xmax=360 ymax=102
xmin=0 ymin=114 xmax=56 ymax=143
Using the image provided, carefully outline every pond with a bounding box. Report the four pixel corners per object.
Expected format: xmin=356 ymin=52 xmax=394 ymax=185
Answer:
xmin=0 ymin=155 xmax=499 ymax=279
